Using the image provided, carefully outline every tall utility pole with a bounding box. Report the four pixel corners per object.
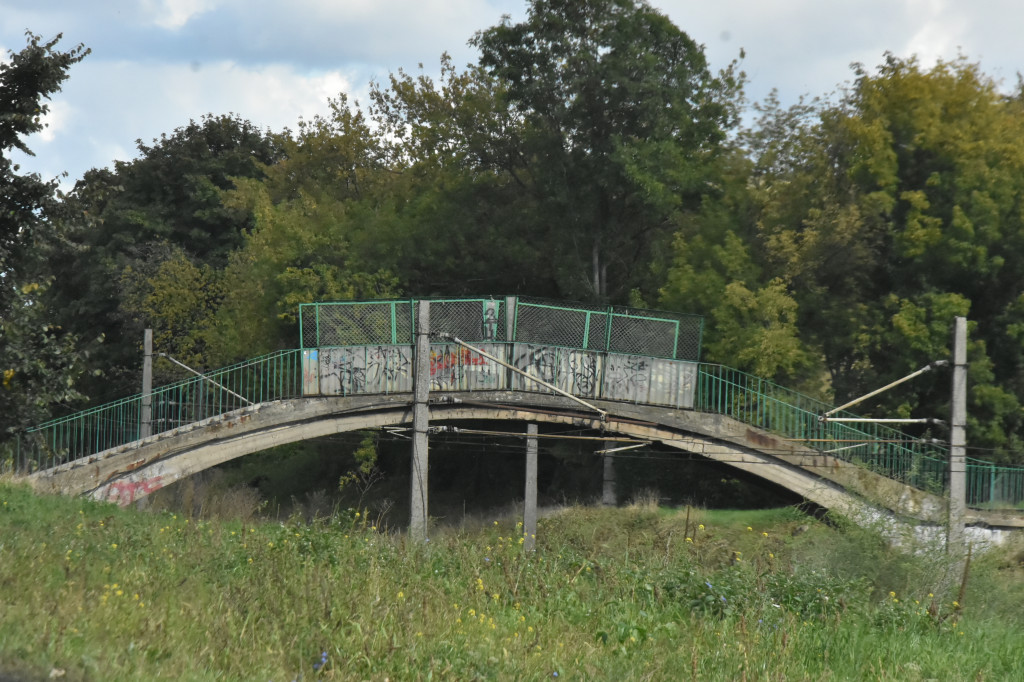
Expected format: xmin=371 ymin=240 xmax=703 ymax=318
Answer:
xmin=410 ymin=301 xmax=431 ymax=541
xmin=140 ymin=329 xmax=153 ymax=440
xmin=947 ymin=316 xmax=968 ymax=552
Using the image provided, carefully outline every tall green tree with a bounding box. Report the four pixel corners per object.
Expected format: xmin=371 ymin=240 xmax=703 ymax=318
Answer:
xmin=752 ymin=56 xmax=1024 ymax=456
xmin=51 ymin=114 xmax=283 ymax=399
xmin=1 ymin=33 xmax=90 ymax=441
xmin=471 ymin=0 xmax=743 ymax=301
xmin=366 ymin=57 xmax=556 ymax=296
xmin=211 ymin=101 xmax=400 ymax=359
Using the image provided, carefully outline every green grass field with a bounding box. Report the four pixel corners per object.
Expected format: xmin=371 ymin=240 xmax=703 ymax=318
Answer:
xmin=2 ymin=480 xmax=1023 ymax=681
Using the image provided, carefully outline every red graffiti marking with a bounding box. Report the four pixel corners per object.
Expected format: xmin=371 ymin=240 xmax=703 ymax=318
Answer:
xmin=105 ymin=476 xmax=163 ymax=507
xmin=430 ymin=348 xmax=487 ymax=376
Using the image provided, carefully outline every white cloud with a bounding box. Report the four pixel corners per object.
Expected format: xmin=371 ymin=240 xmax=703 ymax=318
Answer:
xmin=9 ymin=58 xmax=357 ymax=188
xmin=35 ymin=99 xmax=71 ymax=143
xmin=147 ymin=0 xmax=218 ymax=30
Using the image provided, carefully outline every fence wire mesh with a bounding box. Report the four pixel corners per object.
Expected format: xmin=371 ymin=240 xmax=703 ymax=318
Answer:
xmin=429 ymin=299 xmax=508 ymax=342
xmin=300 ymin=297 xmax=703 ymax=361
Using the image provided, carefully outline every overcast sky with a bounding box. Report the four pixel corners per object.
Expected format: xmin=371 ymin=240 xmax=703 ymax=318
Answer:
xmin=2 ymin=0 xmax=1022 ymax=189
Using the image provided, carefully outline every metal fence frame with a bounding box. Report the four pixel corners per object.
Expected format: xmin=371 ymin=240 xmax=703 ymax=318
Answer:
xmin=298 ymin=297 xmax=704 ymax=361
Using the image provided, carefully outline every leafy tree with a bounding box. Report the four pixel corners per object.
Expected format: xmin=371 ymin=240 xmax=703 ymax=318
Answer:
xmin=50 ymin=114 xmax=284 ymax=399
xmin=117 ymin=243 xmax=223 ymax=382
xmin=1 ymin=32 xmax=89 ymax=441
xmin=471 ymin=0 xmax=743 ymax=301
xmin=1 ymin=32 xmax=88 ymax=283
xmin=750 ymin=56 xmax=1024 ymax=456
xmin=366 ymin=59 xmax=557 ymax=296
xmin=212 ymin=104 xmax=400 ymax=359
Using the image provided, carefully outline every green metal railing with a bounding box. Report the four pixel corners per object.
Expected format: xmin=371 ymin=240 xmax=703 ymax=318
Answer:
xmin=696 ymin=365 xmax=948 ymax=495
xmin=965 ymin=458 xmax=1024 ymax=510
xmin=9 ymin=350 xmax=304 ymax=473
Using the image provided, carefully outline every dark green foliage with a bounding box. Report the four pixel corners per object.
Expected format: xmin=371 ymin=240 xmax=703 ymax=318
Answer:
xmin=472 ymin=0 xmax=742 ymax=301
xmin=50 ymin=114 xmax=284 ymax=400
xmin=0 ymin=32 xmax=89 ymax=275
xmin=0 ymin=33 xmax=89 ymax=438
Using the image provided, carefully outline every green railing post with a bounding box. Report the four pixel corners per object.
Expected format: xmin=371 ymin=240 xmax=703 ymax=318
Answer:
xmin=390 ymin=302 xmax=398 ymax=345
xmin=696 ymin=319 xmax=704 ymax=362
xmin=410 ymin=298 xmax=417 ymax=347
xmin=991 ymin=463 xmax=997 ymax=508
xmin=604 ymin=306 xmax=613 ymax=353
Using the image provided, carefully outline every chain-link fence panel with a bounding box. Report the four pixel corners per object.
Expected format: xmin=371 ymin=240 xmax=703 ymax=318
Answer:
xmin=301 ymin=297 xmax=703 ymax=359
xmin=301 ymin=301 xmax=412 ymax=347
xmin=515 ymin=302 xmax=590 ymax=348
xmin=394 ymin=302 xmax=414 ymax=344
xmin=606 ymin=308 xmax=702 ymax=360
xmin=586 ymin=311 xmax=610 ymax=350
xmin=673 ymin=315 xmax=703 ymax=362
xmin=428 ymin=299 xmax=507 ymax=342
xmin=607 ymin=313 xmax=677 ymax=358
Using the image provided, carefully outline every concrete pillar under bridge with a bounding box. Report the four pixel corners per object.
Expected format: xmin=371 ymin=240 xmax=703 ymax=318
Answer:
xmin=523 ymin=423 xmax=538 ymax=551
xmin=602 ymin=440 xmax=617 ymax=506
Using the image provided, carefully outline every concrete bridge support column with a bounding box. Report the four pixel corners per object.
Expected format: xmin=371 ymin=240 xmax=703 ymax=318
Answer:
xmin=602 ymin=441 xmax=617 ymax=506
xmin=410 ymin=301 xmax=430 ymax=541
xmin=524 ymin=423 xmax=538 ymax=551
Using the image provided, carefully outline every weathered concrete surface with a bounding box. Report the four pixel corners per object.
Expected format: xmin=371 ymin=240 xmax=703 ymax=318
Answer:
xmin=25 ymin=390 xmax=1024 ymax=533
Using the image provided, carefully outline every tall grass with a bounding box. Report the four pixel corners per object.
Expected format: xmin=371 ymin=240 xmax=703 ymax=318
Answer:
xmin=1 ymin=481 xmax=1023 ymax=681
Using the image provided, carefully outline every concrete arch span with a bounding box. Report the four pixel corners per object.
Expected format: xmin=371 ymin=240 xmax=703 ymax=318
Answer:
xmin=31 ymin=391 xmax=956 ymax=526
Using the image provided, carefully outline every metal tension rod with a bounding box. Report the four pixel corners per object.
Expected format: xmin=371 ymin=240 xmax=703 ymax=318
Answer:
xmin=823 ymin=417 xmax=946 ymax=425
xmin=595 ymin=442 xmax=650 ymax=455
xmin=432 ymin=333 xmax=608 ymax=421
xmin=820 ymin=360 xmax=948 ymax=420
xmin=157 ymin=353 xmax=253 ymax=406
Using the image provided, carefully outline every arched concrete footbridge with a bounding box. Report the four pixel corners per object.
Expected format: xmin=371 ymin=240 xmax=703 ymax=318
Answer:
xmin=12 ymin=297 xmax=1024 ymax=537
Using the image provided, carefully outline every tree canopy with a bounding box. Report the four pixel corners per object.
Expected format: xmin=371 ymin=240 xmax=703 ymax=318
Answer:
xmin=1 ymin=33 xmax=90 ymax=437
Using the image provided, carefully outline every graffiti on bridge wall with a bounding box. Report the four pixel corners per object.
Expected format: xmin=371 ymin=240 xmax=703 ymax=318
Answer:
xmin=430 ymin=345 xmax=496 ymax=390
xmin=367 ymin=346 xmax=411 ymax=386
xmin=604 ymin=356 xmax=650 ymax=400
xmin=323 ymin=352 xmax=366 ymax=395
xmin=515 ymin=346 xmax=558 ymax=385
xmin=102 ymin=475 xmax=164 ymax=506
xmin=306 ymin=342 xmax=694 ymax=407
xmin=316 ymin=346 xmax=414 ymax=395
xmin=567 ymin=351 xmax=598 ymax=397
xmin=512 ymin=345 xmax=600 ymax=398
